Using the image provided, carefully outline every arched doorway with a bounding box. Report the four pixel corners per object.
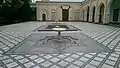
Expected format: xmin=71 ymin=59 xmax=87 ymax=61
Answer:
xmin=92 ymin=6 xmax=96 ymax=22
xmin=41 ymin=9 xmax=47 ymax=21
xmin=42 ymin=14 xmax=46 ymax=21
xmin=99 ymin=3 xmax=104 ymax=23
xmin=86 ymin=6 xmax=90 ymax=22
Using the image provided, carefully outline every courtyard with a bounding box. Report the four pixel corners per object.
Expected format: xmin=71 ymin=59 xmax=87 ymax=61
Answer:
xmin=0 ymin=21 xmax=120 ymax=68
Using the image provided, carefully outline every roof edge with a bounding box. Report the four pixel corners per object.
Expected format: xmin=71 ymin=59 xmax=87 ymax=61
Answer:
xmin=36 ymin=1 xmax=82 ymax=3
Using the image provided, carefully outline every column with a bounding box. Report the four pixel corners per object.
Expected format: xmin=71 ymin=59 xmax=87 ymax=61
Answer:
xmin=95 ymin=0 xmax=99 ymax=23
xmin=84 ymin=9 xmax=87 ymax=22
xmin=89 ymin=1 xmax=92 ymax=22
xmin=103 ymin=0 xmax=109 ymax=24
xmin=104 ymin=12 xmax=111 ymax=23
xmin=90 ymin=10 xmax=93 ymax=22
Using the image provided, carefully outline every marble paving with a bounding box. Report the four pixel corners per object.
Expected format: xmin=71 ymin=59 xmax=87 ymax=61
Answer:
xmin=0 ymin=22 xmax=120 ymax=68
xmin=6 ymin=32 xmax=111 ymax=54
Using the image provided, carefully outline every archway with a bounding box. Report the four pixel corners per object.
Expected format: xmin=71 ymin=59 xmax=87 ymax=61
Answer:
xmin=99 ymin=3 xmax=104 ymax=23
xmin=92 ymin=6 xmax=96 ymax=22
xmin=40 ymin=9 xmax=47 ymax=21
xmin=86 ymin=6 xmax=90 ymax=22
xmin=42 ymin=14 xmax=46 ymax=21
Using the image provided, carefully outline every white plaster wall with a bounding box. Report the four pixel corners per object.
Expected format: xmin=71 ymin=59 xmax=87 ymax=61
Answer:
xmin=36 ymin=2 xmax=81 ymax=21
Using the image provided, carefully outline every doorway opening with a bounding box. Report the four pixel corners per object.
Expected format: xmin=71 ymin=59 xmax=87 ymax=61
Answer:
xmin=42 ymin=14 xmax=46 ymax=21
xmin=113 ymin=8 xmax=119 ymax=21
xmin=92 ymin=6 xmax=96 ymax=22
xmin=86 ymin=6 xmax=90 ymax=22
xmin=62 ymin=9 xmax=69 ymax=21
xmin=99 ymin=4 xmax=104 ymax=23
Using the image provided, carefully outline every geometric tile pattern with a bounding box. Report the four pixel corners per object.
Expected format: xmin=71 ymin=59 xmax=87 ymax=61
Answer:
xmin=0 ymin=22 xmax=120 ymax=68
xmin=6 ymin=32 xmax=111 ymax=54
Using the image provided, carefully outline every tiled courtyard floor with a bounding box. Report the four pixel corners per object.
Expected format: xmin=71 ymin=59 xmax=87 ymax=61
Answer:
xmin=0 ymin=22 xmax=120 ymax=68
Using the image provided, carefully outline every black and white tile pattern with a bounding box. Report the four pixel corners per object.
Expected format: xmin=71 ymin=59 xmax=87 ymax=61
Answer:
xmin=0 ymin=22 xmax=120 ymax=68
